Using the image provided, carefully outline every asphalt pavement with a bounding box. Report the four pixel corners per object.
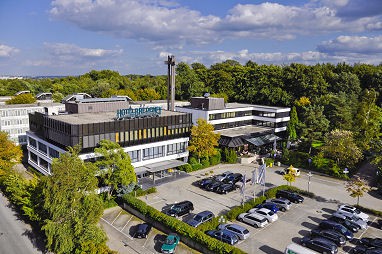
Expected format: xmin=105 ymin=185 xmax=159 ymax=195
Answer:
xmin=0 ymin=192 xmax=44 ymax=254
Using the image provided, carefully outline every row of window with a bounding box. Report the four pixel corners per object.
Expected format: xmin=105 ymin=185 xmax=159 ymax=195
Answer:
xmin=2 ymin=128 xmax=28 ymax=135
xmin=127 ymin=142 xmax=188 ymax=163
xmin=1 ymin=118 xmax=29 ymax=126
xmin=115 ymin=127 xmax=190 ymax=143
xmin=209 ymin=110 xmax=283 ymax=121
xmin=28 ymin=137 xmax=60 ymax=158
xmin=0 ymin=108 xmax=44 ymax=117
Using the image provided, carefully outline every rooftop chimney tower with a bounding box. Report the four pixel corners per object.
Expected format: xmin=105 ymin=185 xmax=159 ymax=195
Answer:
xmin=165 ymin=55 xmax=176 ymax=111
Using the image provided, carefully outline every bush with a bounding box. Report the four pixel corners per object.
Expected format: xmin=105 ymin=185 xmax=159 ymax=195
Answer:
xmin=223 ymin=148 xmax=237 ymax=164
xmin=226 ymin=196 xmax=266 ymax=221
xmin=210 ymin=151 xmax=221 ymax=166
xmin=134 ymin=187 xmax=157 ymax=197
xmin=201 ymin=156 xmax=210 ymax=168
xmin=189 ymin=157 xmax=198 ymax=165
xmin=354 ymin=205 xmax=382 ymax=217
xmin=178 ymin=163 xmax=193 ymax=173
xmin=191 ymin=163 xmax=203 ymax=171
xmin=264 ymin=158 xmax=274 ymax=166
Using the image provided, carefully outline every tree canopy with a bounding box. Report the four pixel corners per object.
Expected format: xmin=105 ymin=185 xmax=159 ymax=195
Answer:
xmin=6 ymin=93 xmax=36 ymax=104
xmin=188 ymin=119 xmax=220 ymax=161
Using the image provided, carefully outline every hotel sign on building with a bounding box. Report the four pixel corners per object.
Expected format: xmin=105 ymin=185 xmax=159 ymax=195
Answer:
xmin=116 ymin=106 xmax=162 ymax=120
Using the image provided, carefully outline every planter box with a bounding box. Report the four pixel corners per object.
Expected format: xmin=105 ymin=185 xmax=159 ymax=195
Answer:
xmin=238 ymin=155 xmax=258 ymax=164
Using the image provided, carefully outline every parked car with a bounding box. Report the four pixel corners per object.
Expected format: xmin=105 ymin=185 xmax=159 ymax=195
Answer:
xmin=284 ymin=243 xmax=318 ymax=254
xmin=161 ymin=233 xmax=180 ymax=254
xmin=218 ymin=223 xmax=250 ymax=240
xmin=256 ymin=202 xmax=279 ymax=213
xmin=319 ymin=220 xmax=354 ymax=240
xmin=215 ymin=183 xmax=237 ymax=194
xmin=248 ymin=208 xmax=278 ymax=222
xmin=223 ymin=173 xmax=243 ymax=184
xmin=359 ymin=238 xmax=382 ymax=249
xmin=333 ymin=211 xmax=368 ymax=229
xmin=135 ymin=223 xmax=152 ymax=238
xmin=276 ymin=190 xmax=304 ymax=203
xmin=205 ymin=229 xmax=239 ymax=245
xmin=268 ymin=198 xmax=292 ymax=212
xmin=198 ymin=178 xmax=215 ymax=189
xmin=301 ymin=236 xmax=338 ymax=254
xmin=310 ymin=228 xmax=346 ymax=246
xmin=329 ymin=215 xmax=359 ymax=233
xmin=165 ymin=201 xmax=194 ymax=217
xmin=237 ymin=213 xmax=268 ymax=228
xmin=337 ymin=204 xmax=369 ymax=222
xmin=215 ymin=171 xmax=233 ymax=182
xmin=186 ymin=210 xmax=214 ymax=227
xmin=351 ymin=246 xmax=382 ymax=254
xmin=205 ymin=180 xmax=223 ymax=192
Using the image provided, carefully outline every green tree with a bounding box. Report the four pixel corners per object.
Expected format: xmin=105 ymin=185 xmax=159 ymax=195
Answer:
xmin=42 ymin=147 xmax=108 ymax=254
xmin=354 ymin=89 xmax=382 ymax=150
xmin=0 ymin=132 xmax=23 ymax=171
xmin=188 ymin=119 xmax=220 ymax=162
xmin=94 ymin=140 xmax=136 ymax=199
xmin=176 ymin=62 xmax=205 ymax=100
xmin=52 ymin=92 xmax=64 ymax=103
xmin=321 ymin=129 xmax=363 ymax=168
xmin=345 ymin=176 xmax=370 ymax=205
xmin=6 ymin=93 xmax=36 ymax=104
xmin=287 ymin=106 xmax=299 ymax=141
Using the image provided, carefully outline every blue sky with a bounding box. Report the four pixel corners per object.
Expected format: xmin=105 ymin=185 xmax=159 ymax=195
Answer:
xmin=1 ymin=0 xmax=382 ymax=76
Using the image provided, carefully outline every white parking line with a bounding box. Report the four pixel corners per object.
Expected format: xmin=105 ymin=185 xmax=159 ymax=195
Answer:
xmin=357 ymin=217 xmax=377 ymax=240
xmin=121 ymin=216 xmax=133 ymax=231
xmin=111 ymin=210 xmax=122 ymax=225
xmin=148 ymin=199 xmax=166 ymax=206
xmin=100 ymin=217 xmax=133 ymax=240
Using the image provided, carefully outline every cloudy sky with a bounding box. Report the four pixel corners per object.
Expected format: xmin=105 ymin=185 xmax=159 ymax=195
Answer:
xmin=1 ymin=0 xmax=382 ymax=76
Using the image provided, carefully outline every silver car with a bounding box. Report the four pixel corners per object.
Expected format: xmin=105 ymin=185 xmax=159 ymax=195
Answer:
xmin=215 ymin=171 xmax=233 ymax=182
xmin=218 ymin=223 xmax=250 ymax=240
xmin=237 ymin=213 xmax=268 ymax=228
xmin=268 ymin=198 xmax=291 ymax=212
xmin=332 ymin=211 xmax=368 ymax=229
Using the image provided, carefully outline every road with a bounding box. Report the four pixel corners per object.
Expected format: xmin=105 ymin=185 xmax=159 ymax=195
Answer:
xmin=0 ymin=192 xmax=44 ymax=254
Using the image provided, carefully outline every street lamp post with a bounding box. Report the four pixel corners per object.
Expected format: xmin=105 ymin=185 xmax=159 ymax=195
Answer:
xmin=307 ymin=171 xmax=313 ymax=192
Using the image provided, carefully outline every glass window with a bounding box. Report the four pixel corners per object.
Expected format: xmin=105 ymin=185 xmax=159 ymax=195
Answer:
xmin=29 ymin=137 xmax=37 ymax=148
xmin=49 ymin=148 xmax=60 ymax=158
xmin=128 ymin=150 xmax=140 ymax=162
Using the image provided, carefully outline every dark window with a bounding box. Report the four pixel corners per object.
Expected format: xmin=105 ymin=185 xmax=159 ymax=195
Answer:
xmin=29 ymin=137 xmax=37 ymax=148
xmin=38 ymin=142 xmax=47 ymax=154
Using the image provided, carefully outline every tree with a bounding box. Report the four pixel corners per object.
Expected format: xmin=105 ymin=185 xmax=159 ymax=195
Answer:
xmin=42 ymin=147 xmax=109 ymax=254
xmin=6 ymin=93 xmax=36 ymax=104
xmin=94 ymin=140 xmax=136 ymax=199
xmin=287 ymin=106 xmax=299 ymax=141
xmin=188 ymin=119 xmax=220 ymax=162
xmin=345 ymin=176 xmax=370 ymax=205
xmin=283 ymin=172 xmax=296 ymax=186
xmin=321 ymin=129 xmax=363 ymax=168
xmin=0 ymin=132 xmax=23 ymax=171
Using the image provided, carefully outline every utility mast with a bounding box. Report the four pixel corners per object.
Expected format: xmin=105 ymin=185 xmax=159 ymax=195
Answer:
xmin=165 ymin=55 xmax=176 ymax=111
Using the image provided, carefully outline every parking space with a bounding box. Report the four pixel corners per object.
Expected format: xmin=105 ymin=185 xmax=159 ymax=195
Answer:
xmin=139 ymin=164 xmax=382 ymax=253
xmin=100 ymin=206 xmax=200 ymax=254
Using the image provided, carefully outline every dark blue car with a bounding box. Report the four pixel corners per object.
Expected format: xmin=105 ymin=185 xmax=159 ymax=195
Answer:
xmin=256 ymin=202 xmax=279 ymax=213
xmin=319 ymin=220 xmax=354 ymax=240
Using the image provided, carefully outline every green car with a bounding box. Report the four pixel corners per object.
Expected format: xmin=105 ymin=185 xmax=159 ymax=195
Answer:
xmin=161 ymin=233 xmax=180 ymax=253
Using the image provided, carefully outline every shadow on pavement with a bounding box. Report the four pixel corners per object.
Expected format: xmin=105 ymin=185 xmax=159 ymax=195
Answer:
xmin=22 ymin=229 xmax=47 ymax=253
xmin=322 ymin=207 xmax=336 ymax=214
xmin=291 ymin=236 xmax=302 ymax=244
xmin=307 ymin=215 xmax=322 ymax=224
xmin=301 ymin=221 xmax=317 ymax=230
xmin=259 ymin=245 xmax=283 ymax=254
xmin=297 ymin=229 xmax=310 ymax=237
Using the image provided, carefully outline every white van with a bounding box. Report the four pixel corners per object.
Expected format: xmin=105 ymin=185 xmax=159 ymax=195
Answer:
xmin=284 ymin=243 xmax=318 ymax=254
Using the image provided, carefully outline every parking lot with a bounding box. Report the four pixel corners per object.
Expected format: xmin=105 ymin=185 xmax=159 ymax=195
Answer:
xmin=100 ymin=206 xmax=200 ymax=254
xmin=138 ymin=164 xmax=382 ymax=253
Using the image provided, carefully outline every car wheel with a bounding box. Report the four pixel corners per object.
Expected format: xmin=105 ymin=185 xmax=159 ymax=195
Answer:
xmin=323 ymin=252 xmax=327 ymax=254
xmin=302 ymin=242 xmax=306 ymax=247
xmin=281 ymin=207 xmax=286 ymax=212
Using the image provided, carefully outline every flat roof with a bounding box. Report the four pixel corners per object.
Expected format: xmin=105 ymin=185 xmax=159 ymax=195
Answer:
xmin=49 ymin=109 xmax=187 ymax=125
xmin=0 ymin=102 xmax=63 ymax=109
xmin=215 ymin=125 xmax=272 ymax=137
xmin=177 ymin=102 xmax=289 ymax=111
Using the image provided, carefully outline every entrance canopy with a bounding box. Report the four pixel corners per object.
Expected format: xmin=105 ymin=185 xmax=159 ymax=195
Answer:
xmin=134 ymin=159 xmax=187 ymax=176
xmin=245 ymin=134 xmax=280 ymax=147
xmin=219 ymin=136 xmax=245 ymax=148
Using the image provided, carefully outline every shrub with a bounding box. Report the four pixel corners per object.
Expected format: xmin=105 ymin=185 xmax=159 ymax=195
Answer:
xmin=191 ymin=163 xmax=203 ymax=171
xmin=210 ymin=151 xmax=221 ymax=166
xmin=201 ymin=156 xmax=210 ymax=168
xmin=354 ymin=205 xmax=382 ymax=217
xmin=189 ymin=157 xmax=198 ymax=165
xmin=134 ymin=187 xmax=157 ymax=197
xmin=264 ymin=158 xmax=274 ymax=166
xmin=223 ymin=148 xmax=237 ymax=164
xmin=178 ymin=163 xmax=193 ymax=173
xmin=226 ymin=196 xmax=266 ymax=221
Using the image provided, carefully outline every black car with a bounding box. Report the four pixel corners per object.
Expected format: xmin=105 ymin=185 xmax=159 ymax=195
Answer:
xmin=301 ymin=236 xmax=338 ymax=254
xmin=311 ymin=228 xmax=346 ymax=246
xmin=319 ymin=220 xmax=354 ymax=240
xmin=135 ymin=223 xmax=152 ymax=238
xmin=223 ymin=173 xmax=243 ymax=184
xmin=215 ymin=183 xmax=237 ymax=194
xmin=165 ymin=201 xmax=194 ymax=217
xmin=351 ymin=246 xmax=382 ymax=254
xmin=359 ymin=238 xmax=382 ymax=249
xmin=329 ymin=216 xmax=359 ymax=233
xmin=205 ymin=180 xmax=223 ymax=192
xmin=275 ymin=190 xmax=304 ymax=203
xmin=198 ymin=178 xmax=215 ymax=189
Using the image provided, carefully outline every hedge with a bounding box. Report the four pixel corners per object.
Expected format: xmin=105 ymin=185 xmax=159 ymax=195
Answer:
xmin=354 ymin=205 xmax=382 ymax=217
xmin=122 ymin=194 xmax=246 ymax=254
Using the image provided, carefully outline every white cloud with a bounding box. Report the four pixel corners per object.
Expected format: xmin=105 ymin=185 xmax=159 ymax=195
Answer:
xmin=45 ymin=42 xmax=123 ymax=58
xmin=50 ymin=0 xmax=382 ymax=47
xmin=318 ymin=35 xmax=382 ymax=54
xmin=0 ymin=44 xmax=19 ymax=57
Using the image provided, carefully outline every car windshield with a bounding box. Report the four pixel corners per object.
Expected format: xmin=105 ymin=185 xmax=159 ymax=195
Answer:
xmin=171 ymin=206 xmax=181 ymax=212
xmin=194 ymin=215 xmax=203 ymax=221
xmin=354 ymin=208 xmax=361 ymax=214
xmin=243 ymin=229 xmax=249 ymax=234
xmin=165 ymin=238 xmax=175 ymax=245
xmin=338 ymin=225 xmax=347 ymax=234
xmin=268 ymin=211 xmax=274 ymax=216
